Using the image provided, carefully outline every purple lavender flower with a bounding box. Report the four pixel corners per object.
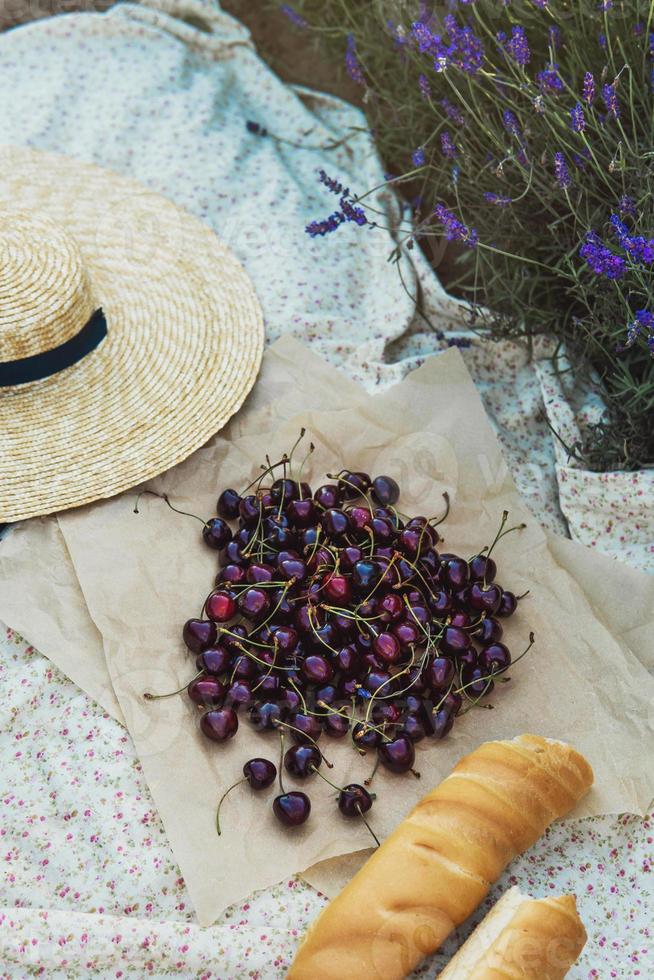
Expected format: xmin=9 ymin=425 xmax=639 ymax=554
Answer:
xmin=484 ymin=192 xmax=512 ymax=206
xmin=441 ymin=97 xmax=465 ymax=125
xmin=536 ymin=63 xmax=564 ymax=92
xmin=548 ymin=25 xmax=562 ymax=49
xmin=617 ymin=309 xmax=654 ymax=351
xmin=633 ymin=22 xmax=644 ymax=36
xmin=441 ymin=131 xmax=458 ymax=159
xmin=609 ymin=214 xmax=654 ymax=263
xmin=599 ymin=32 xmax=607 ymax=49
xmin=554 ymin=152 xmax=571 ymax=188
xmin=412 ymin=147 xmax=426 ymax=167
xmin=339 ymin=195 xmax=368 ymax=227
xmin=418 ymin=73 xmax=431 ymax=100
xmin=444 ymin=15 xmax=485 ymax=75
xmin=531 ymin=0 xmax=548 ymax=7
xmin=433 ymin=202 xmax=478 ymax=247
xmin=306 ymin=212 xmax=345 ymax=237
xmin=502 ymin=109 xmax=521 ymax=136
xmin=246 ymin=120 xmax=268 ymax=136
xmin=618 ymin=195 xmax=636 ymax=216
xmin=602 ymin=82 xmax=620 ymax=118
xmin=573 ymin=150 xmax=591 ymax=170
xmin=411 ymin=21 xmax=437 ymax=53
xmin=503 ymin=25 xmax=530 ymax=66
xmin=570 ymin=103 xmax=586 ymax=132
xmin=345 ymin=34 xmax=365 ymax=85
xmin=583 ymin=72 xmax=596 ymax=104
xmin=598 ymin=0 xmax=613 ymax=9
xmin=318 ymin=170 xmax=349 ymax=196
xmin=279 ymin=4 xmax=307 ymax=28
xmin=579 ymin=231 xmax=626 ymax=279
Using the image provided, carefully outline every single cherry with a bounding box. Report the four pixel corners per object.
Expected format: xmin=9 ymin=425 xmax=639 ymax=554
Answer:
xmin=371 ymin=475 xmax=399 ymax=506
xmin=378 ymin=735 xmax=416 ymax=774
xmin=338 ymin=783 xmax=374 ymax=816
xmin=200 ymin=707 xmax=238 ymax=741
xmin=183 ymin=619 xmax=217 ymax=654
xmin=206 ymin=590 xmax=238 ymax=623
xmin=202 ymin=517 xmax=233 ymax=550
xmin=284 ymin=744 xmax=321 ymax=778
xmin=273 ymin=791 xmax=311 ymax=827
xmin=217 ymin=488 xmax=241 ymax=519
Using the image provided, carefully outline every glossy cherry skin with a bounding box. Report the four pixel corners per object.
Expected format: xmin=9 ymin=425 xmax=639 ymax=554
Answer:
xmin=321 ymin=508 xmax=351 ymax=540
xmin=270 ymin=624 xmax=299 ymax=655
xmin=270 ymin=478 xmax=297 ymax=505
xmin=217 ymin=488 xmax=241 ymax=519
xmin=371 ymin=474 xmax=400 ymax=506
xmin=339 ymin=784 xmax=374 ymax=816
xmin=497 ymin=590 xmax=518 ymax=617
xmin=243 ymin=757 xmax=277 ymax=789
xmin=401 ymin=713 xmax=428 ymax=742
xmin=323 ymin=573 xmax=352 ymax=604
xmin=441 ymin=691 xmax=463 ymax=717
xmin=273 ymin=791 xmax=311 ymax=827
xmin=284 ymin=744 xmax=321 ymax=778
xmin=196 ymin=646 xmax=231 ymax=675
xmin=428 ymin=657 xmax=455 ymax=691
xmin=443 ymin=557 xmax=470 ymax=590
xmin=432 ymin=707 xmax=455 ymax=739
xmin=183 ymin=619 xmax=217 ymax=654
xmin=287 ymin=498 xmax=319 ymax=527
xmin=469 ymin=582 xmax=502 ymax=615
xmin=391 ymin=621 xmax=420 ymax=649
xmin=223 ymin=539 xmax=245 ymax=565
xmin=373 ymin=631 xmax=402 ymax=665
xmin=225 ymin=680 xmax=253 ymax=709
xmin=289 ymin=712 xmax=323 ymax=744
xmin=314 ymin=484 xmax=341 ymax=509
xmin=339 ymin=470 xmax=371 ymax=498
xmin=362 ymin=669 xmax=393 ymax=696
xmin=333 ymin=644 xmax=360 ymax=677
xmin=428 ymin=591 xmax=452 ymax=617
xmin=379 ymin=593 xmax=404 ymax=623
xmin=200 ymin=707 xmax=238 ymax=741
xmin=231 ymin=654 xmax=258 ymax=681
xmin=301 ymin=654 xmax=335 ymax=684
xmin=474 ymin=617 xmax=503 ymax=645
xmin=378 ymin=735 xmax=415 ymax=773
xmin=461 ymin=665 xmax=495 ymax=697
xmin=206 ymin=591 xmax=238 ymax=623
xmin=279 ymin=557 xmax=307 ymax=582
xmin=248 ymin=701 xmax=287 ymax=730
xmin=238 ymin=494 xmax=261 ymax=526
xmin=238 ymin=587 xmax=271 ymax=620
xmin=350 ymin=559 xmax=383 ymax=592
xmin=188 ymin=676 xmax=225 ymax=706
xmin=469 ymin=554 xmax=497 ymax=582
xmin=245 ymin=562 xmax=275 ymax=585
xmin=352 ymin=721 xmax=382 ymax=749
xmin=202 ymin=517 xmax=233 ymax=550
xmin=349 ymin=506 xmax=372 ymax=532
xmin=253 ymin=674 xmax=281 ymax=700
xmin=478 ymin=642 xmax=511 ymax=674
xmin=220 ymin=623 xmax=248 ymax=653
xmin=439 ymin=625 xmax=471 ymax=656
xmin=324 ymin=713 xmax=350 ymax=737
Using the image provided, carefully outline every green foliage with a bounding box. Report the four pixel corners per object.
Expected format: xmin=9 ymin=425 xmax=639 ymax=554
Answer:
xmin=289 ymin=0 xmax=654 ymax=470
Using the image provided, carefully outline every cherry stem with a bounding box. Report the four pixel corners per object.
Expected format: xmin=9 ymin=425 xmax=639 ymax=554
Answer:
xmin=273 ymin=720 xmax=333 ymax=767
xmin=278 ymin=730 xmax=286 ymax=795
xmin=296 ymin=442 xmax=315 ymax=495
xmin=216 ymin=777 xmax=247 ymax=836
xmin=516 ymin=589 xmax=530 ymax=600
xmin=356 ymin=804 xmax=381 ymax=847
xmin=133 ymin=490 xmax=206 ymax=525
xmin=309 ymin=767 xmax=381 ymax=848
xmin=143 ymin=670 xmax=203 ymax=700
xmin=364 ymin=753 xmax=380 ymax=786
xmin=241 ymin=454 xmax=290 ymax=494
xmin=431 ymin=491 xmax=451 ymax=527
xmin=287 ymin=428 xmax=307 ymax=481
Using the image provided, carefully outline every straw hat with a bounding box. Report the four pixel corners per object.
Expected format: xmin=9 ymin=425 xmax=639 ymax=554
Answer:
xmin=0 ymin=144 xmax=264 ymax=523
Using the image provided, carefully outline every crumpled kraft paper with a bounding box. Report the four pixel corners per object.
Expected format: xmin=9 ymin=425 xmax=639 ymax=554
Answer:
xmin=41 ymin=340 xmax=653 ymax=926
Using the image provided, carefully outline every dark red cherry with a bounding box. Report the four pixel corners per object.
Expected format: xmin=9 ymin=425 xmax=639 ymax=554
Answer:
xmin=338 ymin=784 xmax=374 ymax=816
xmin=225 ymin=679 xmax=253 ymax=709
xmin=243 ymin=757 xmax=277 ymax=789
xmin=333 ymin=644 xmax=360 ymax=676
xmin=284 ymin=744 xmax=321 ymax=778
xmin=338 ymin=676 xmax=361 ymax=699
xmin=352 ymin=721 xmax=382 ymax=749
xmin=314 ymin=683 xmax=337 ymax=705
xmin=363 ymin=669 xmax=394 ymax=695
xmin=238 ymin=587 xmax=271 ymax=620
xmin=469 ymin=554 xmax=497 ymax=582
xmin=368 ymin=517 xmax=396 ymax=546
xmin=183 ymin=619 xmax=217 ymax=654
xmin=216 ymin=563 xmax=247 ymax=587
xmin=439 ymin=625 xmax=471 ymax=656
xmin=321 ymin=508 xmax=351 ymax=540
xmin=238 ymin=494 xmax=261 ymax=525
xmin=474 ymin=617 xmax=503 ymax=645
xmin=231 ymin=654 xmax=258 ymax=680
xmin=279 ymin=687 xmax=303 ymax=714
xmin=289 ymin=712 xmax=323 ymax=744
xmin=428 ymin=657 xmax=455 ymax=691
xmin=279 ymin=557 xmax=307 ymax=582
xmin=441 ymin=691 xmax=463 ymax=716
xmin=253 ymin=674 xmax=281 ymax=700
xmin=349 ymin=506 xmax=372 ymax=531
xmin=202 ymin=517 xmax=233 ymax=550
xmin=378 ymin=735 xmax=415 ymax=773
xmin=217 ymin=487 xmax=241 ymax=519
xmin=323 ymin=573 xmax=352 ymax=604
xmin=428 ymin=591 xmax=452 ymax=616
xmin=443 ymin=557 xmax=470 ymax=590
xmin=206 ymin=590 xmax=238 ymax=623
xmin=270 ymin=624 xmax=298 ymax=655
xmin=391 ymin=620 xmax=420 ymax=649
xmin=432 ymin=707 xmax=455 ymax=739
xmin=449 ymin=610 xmax=472 ymax=629
xmin=271 ymin=478 xmax=298 ymax=506
xmin=339 ymin=545 xmax=364 ymax=571
xmin=339 ymin=470 xmax=371 ymax=498
xmin=223 ymin=539 xmax=245 ymax=565
xmin=314 ymin=484 xmax=341 ymax=509
xmin=373 ymin=631 xmax=401 ymax=665
xmin=246 ymin=562 xmax=275 ymax=584
xmin=379 ymin=593 xmax=404 ymax=623
xmin=287 ymin=498 xmax=318 ymax=527
xmin=200 ymin=707 xmax=238 ymax=741
xmin=300 ymin=526 xmax=319 ymax=550
xmin=401 ymin=714 xmax=428 ymax=742
xmin=196 ymin=646 xmax=231 ymax=675
xmin=324 ymin=713 xmax=350 ymax=737
xmin=273 ymin=791 xmax=311 ymax=827
xmin=301 ymin=654 xmax=334 ymax=684
xmin=456 ymin=647 xmax=477 ymax=670
xmin=248 ymin=700 xmax=287 ymax=730
xmin=308 ymin=622 xmax=340 ymax=653
xmin=497 ymin=590 xmax=518 ymax=617
xmin=371 ymin=475 xmax=399 ymax=506
xmin=220 ymin=623 xmax=248 ymax=653
xmin=462 ymin=665 xmax=495 ymax=697
xmin=469 ymin=582 xmax=502 ymax=615
xmin=188 ymin=676 xmax=225 ymax=706
xmin=478 ymin=642 xmax=511 ymax=674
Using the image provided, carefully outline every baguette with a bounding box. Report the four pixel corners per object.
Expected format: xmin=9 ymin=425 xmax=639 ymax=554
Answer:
xmin=287 ymin=734 xmax=593 ymax=980
xmin=438 ymin=886 xmax=587 ymax=979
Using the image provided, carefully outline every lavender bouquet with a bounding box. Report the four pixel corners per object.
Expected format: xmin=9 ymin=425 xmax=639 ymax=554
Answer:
xmin=285 ymin=0 xmax=654 ymax=471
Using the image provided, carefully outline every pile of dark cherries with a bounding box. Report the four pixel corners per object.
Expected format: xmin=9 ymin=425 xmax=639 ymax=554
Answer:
xmin=173 ymin=447 xmax=530 ymax=831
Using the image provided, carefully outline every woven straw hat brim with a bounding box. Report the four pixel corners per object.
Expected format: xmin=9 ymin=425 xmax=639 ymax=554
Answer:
xmin=0 ymin=145 xmax=264 ymax=523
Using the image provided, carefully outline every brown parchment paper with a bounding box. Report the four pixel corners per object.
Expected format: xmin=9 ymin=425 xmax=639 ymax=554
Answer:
xmin=51 ymin=340 xmax=654 ymax=926
xmin=1 ymin=338 xmax=653 ymax=715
